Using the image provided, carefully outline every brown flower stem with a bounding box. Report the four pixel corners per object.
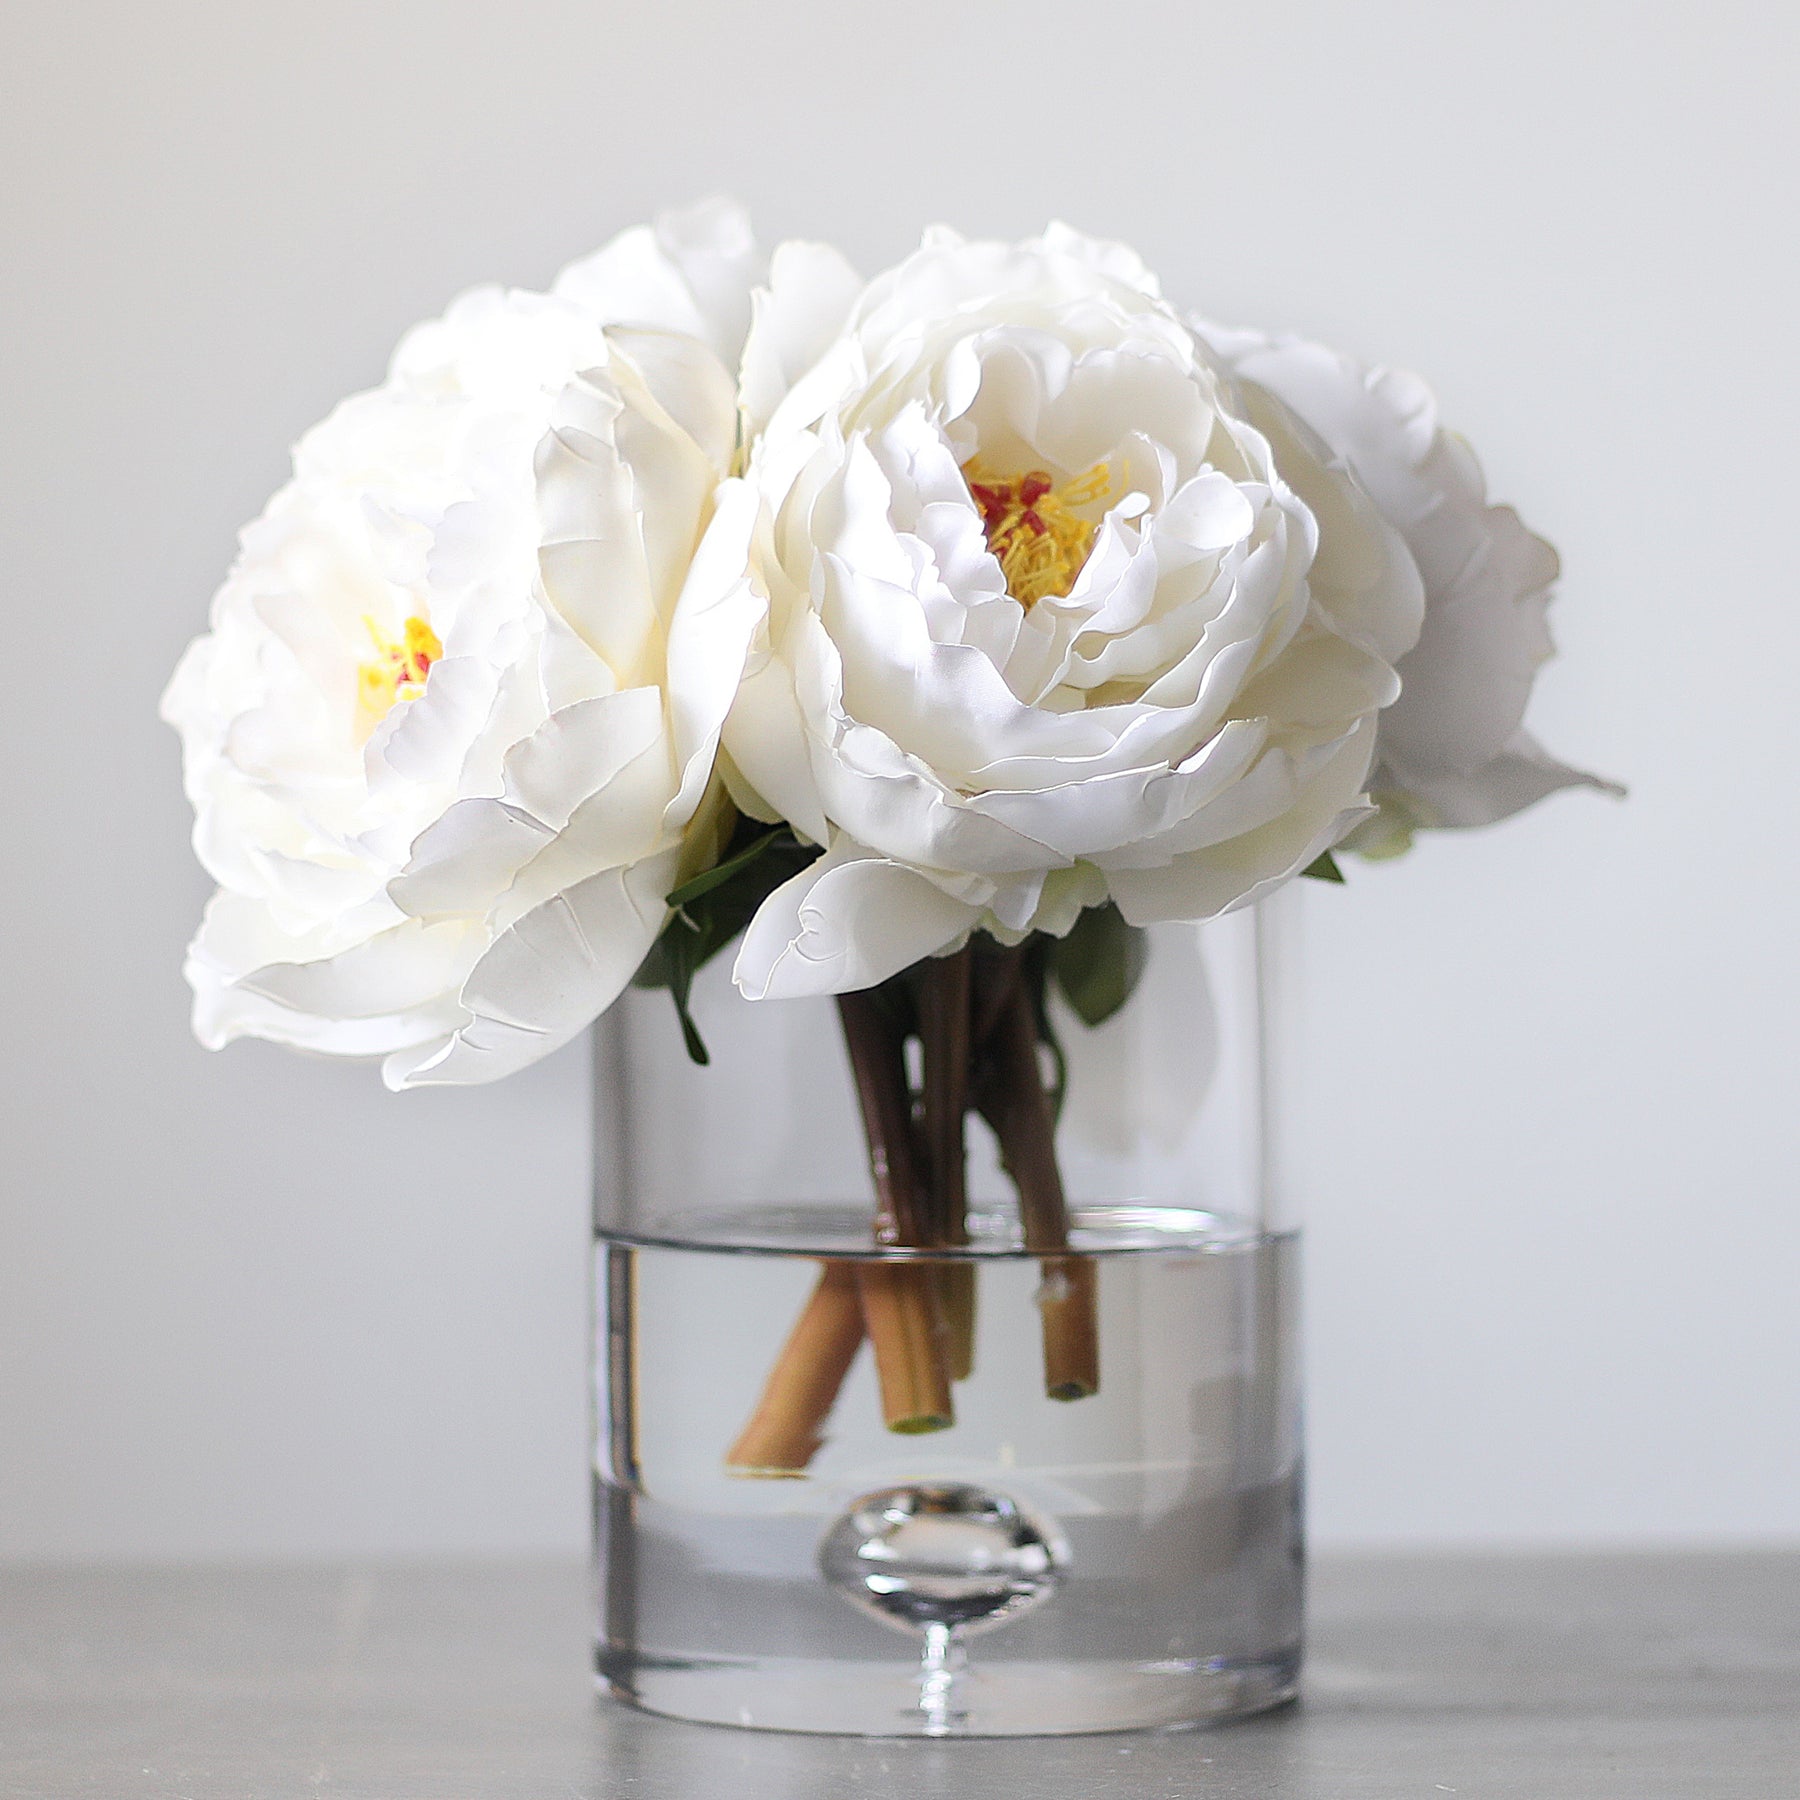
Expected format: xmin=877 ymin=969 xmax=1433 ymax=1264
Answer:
xmin=974 ymin=948 xmax=1100 ymax=1402
xmin=725 ymin=1261 xmax=865 ymax=1477
xmin=919 ymin=948 xmax=973 ymax=1238
xmin=856 ymin=1261 xmax=955 ymax=1433
xmin=1035 ymin=1254 xmax=1100 ymax=1401
xmin=936 ymin=1261 xmax=978 ymax=1385
xmin=836 ymin=989 xmax=954 ymax=1431
xmin=836 ymin=989 xmax=931 ymax=1243
xmin=919 ymin=948 xmax=977 ymax=1381
xmin=972 ymin=940 xmax=1027 ymax=1048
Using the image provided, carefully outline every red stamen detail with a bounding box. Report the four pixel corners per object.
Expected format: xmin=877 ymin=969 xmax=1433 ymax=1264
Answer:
xmin=968 ymin=483 xmax=1006 ymax=527
xmin=1019 ymin=472 xmax=1053 ymax=506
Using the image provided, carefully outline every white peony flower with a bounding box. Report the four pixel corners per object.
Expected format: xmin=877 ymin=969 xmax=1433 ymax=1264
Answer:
xmin=1193 ymin=324 xmax=1620 ymax=849
xmin=162 ymin=203 xmax=763 ymax=1087
xmin=719 ymin=224 xmax=1426 ymax=1000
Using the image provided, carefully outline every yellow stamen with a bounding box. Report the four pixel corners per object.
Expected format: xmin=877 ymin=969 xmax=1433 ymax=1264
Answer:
xmin=964 ymin=459 xmax=1112 ymax=608
xmin=356 ymin=613 xmax=441 ymax=733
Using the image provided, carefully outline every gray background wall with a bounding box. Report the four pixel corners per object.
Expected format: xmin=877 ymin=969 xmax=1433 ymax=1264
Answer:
xmin=3 ymin=0 xmax=1795 ymax=1559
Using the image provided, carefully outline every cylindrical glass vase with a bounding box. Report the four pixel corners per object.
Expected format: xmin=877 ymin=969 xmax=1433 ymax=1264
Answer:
xmin=591 ymin=898 xmax=1302 ymax=1736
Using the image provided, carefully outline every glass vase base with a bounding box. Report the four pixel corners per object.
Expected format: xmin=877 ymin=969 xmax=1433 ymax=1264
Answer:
xmin=597 ymin=1647 xmax=1301 ymax=1737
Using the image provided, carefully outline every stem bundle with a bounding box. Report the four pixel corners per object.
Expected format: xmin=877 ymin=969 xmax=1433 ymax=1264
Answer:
xmin=726 ymin=935 xmax=1100 ymax=1476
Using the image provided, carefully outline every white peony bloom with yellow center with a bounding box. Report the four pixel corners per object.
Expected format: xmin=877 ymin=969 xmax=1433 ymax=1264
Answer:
xmin=161 ymin=202 xmax=763 ymax=1086
xmin=719 ymin=225 xmax=1427 ymax=1000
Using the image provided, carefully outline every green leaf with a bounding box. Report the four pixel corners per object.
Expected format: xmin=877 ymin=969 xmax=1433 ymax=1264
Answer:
xmin=1300 ymin=850 xmax=1346 ymax=883
xmin=632 ymin=920 xmax=711 ymax=1063
xmin=667 ymin=964 xmax=711 ymax=1065
xmin=1048 ymin=902 xmax=1149 ymax=1028
xmin=633 ymin=821 xmax=823 ymax=1064
xmin=665 ymin=825 xmax=796 ymax=909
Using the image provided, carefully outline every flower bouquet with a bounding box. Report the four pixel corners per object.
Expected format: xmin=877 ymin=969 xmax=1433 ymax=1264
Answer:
xmin=165 ymin=201 xmax=1615 ymax=1734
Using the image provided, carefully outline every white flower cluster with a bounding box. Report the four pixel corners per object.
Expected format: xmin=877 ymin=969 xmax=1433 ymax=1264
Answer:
xmin=164 ymin=202 xmax=1613 ymax=1086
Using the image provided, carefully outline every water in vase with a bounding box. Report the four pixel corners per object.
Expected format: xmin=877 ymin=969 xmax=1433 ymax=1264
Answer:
xmin=593 ymin=1203 xmax=1302 ymax=1736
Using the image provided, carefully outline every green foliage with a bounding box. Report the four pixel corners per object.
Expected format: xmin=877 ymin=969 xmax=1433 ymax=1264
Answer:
xmin=633 ymin=822 xmax=821 ymax=1064
xmin=1300 ymin=850 xmax=1346 ymax=883
xmin=663 ymin=826 xmax=802 ymax=909
xmin=1047 ymin=901 xmax=1149 ymax=1028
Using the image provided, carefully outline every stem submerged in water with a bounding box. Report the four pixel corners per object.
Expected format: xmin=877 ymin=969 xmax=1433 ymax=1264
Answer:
xmin=857 ymin=1261 xmax=954 ymax=1433
xmin=836 ymin=989 xmax=955 ymax=1432
xmin=725 ymin=1260 xmax=865 ymax=1476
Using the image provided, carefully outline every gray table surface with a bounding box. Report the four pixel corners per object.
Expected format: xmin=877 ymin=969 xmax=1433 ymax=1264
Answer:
xmin=2 ymin=1552 xmax=1795 ymax=1798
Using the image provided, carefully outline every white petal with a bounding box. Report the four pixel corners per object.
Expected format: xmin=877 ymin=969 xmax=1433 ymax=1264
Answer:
xmin=733 ymin=840 xmax=978 ymax=1000
xmin=501 ymin=686 xmax=667 ymax=831
xmin=191 ymin=958 xmax=465 ymax=1058
xmin=664 ymin=479 xmax=764 ymax=827
xmin=1381 ymin=505 xmax=1559 ymax=776
xmin=365 ymin=655 xmax=494 ymax=794
xmin=1231 ymin=380 xmax=1424 ymax=668
xmin=552 ymin=198 xmax=761 ymax=369
xmin=385 ymin=852 xmax=675 ymax=1088
xmin=1106 ymin=720 xmax=1378 ymax=923
xmin=1033 ymin=221 xmax=1163 ymax=297
xmin=534 ymin=377 xmax=661 ymax=682
xmin=502 ymin=727 xmax=677 ymax=916
xmin=387 ymin=798 xmax=555 ymax=919
xmin=1382 ymin=728 xmax=1624 ymax=829
xmin=234 ymin=917 xmax=476 ymax=1020
xmin=605 ymin=325 xmax=739 ymax=477
xmin=722 ymin=647 xmax=832 ymax=848
xmin=740 ymin=239 xmax=865 ymax=438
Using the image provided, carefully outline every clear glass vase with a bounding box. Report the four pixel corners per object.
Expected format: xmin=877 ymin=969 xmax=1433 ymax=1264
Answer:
xmin=591 ymin=896 xmax=1303 ymax=1737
